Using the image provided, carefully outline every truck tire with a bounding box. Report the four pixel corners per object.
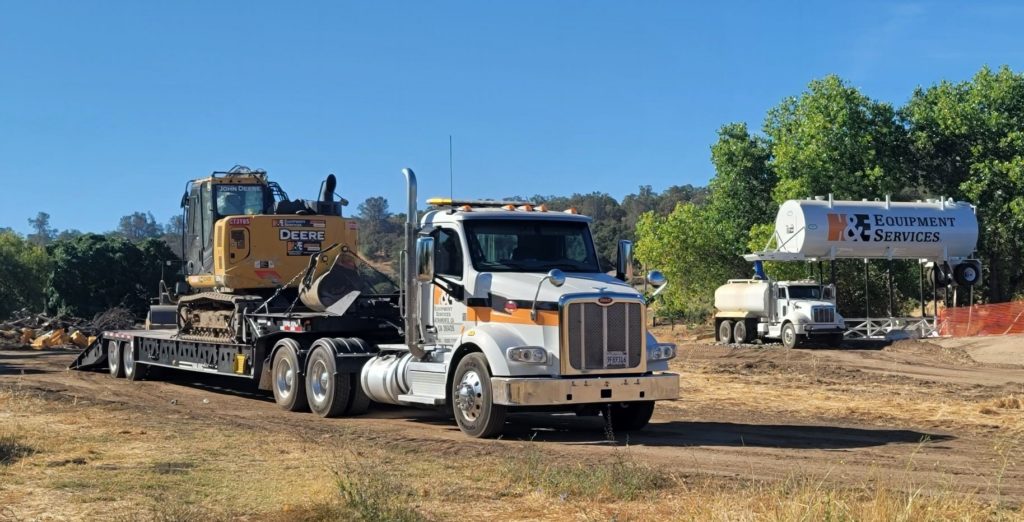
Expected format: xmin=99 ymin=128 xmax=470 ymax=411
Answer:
xmin=451 ymin=353 xmax=506 ymax=438
xmin=272 ymin=339 xmax=308 ymax=412
xmin=733 ymin=321 xmax=750 ymax=344
xmin=346 ymin=372 xmax=372 ymax=416
xmin=305 ymin=342 xmax=351 ymax=418
xmin=781 ymin=323 xmax=799 ymax=349
xmin=123 ymin=343 xmax=147 ymax=381
xmin=718 ymin=320 xmax=734 ymax=344
xmin=603 ymin=401 xmax=655 ymax=432
xmin=108 ymin=340 xmax=125 ymax=378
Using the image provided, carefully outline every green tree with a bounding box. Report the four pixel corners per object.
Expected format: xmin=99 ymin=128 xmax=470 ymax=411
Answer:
xmin=27 ymin=211 xmax=56 ymax=246
xmin=0 ymin=231 xmax=50 ymax=318
xmin=766 ymin=75 xmax=911 ymax=202
xmin=904 ymin=65 xmax=1024 ymax=302
xmin=46 ymin=234 xmax=179 ymax=318
xmin=116 ymin=211 xmax=162 ymax=242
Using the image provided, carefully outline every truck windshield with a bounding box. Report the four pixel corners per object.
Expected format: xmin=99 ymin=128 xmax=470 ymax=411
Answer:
xmin=787 ymin=286 xmax=822 ymax=299
xmin=214 ymin=184 xmax=268 ymax=217
xmin=463 ymin=220 xmax=601 ymax=273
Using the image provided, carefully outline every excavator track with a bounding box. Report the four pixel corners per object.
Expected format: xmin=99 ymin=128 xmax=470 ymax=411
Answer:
xmin=176 ymin=292 xmax=263 ymax=343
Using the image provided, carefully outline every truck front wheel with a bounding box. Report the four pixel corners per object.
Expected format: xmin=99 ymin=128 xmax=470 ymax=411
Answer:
xmin=451 ymin=353 xmax=506 ymax=438
xmin=781 ymin=323 xmax=799 ymax=349
xmin=604 ymin=401 xmax=655 ymax=432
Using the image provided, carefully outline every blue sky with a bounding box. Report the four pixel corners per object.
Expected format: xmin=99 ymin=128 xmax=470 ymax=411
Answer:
xmin=2 ymin=1 xmax=1022 ymax=234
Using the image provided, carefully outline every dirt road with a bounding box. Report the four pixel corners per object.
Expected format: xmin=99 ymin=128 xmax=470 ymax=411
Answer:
xmin=2 ymin=334 xmax=1023 ymax=519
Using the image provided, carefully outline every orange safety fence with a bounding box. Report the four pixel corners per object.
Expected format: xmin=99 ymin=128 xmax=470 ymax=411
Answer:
xmin=938 ymin=300 xmax=1024 ymax=337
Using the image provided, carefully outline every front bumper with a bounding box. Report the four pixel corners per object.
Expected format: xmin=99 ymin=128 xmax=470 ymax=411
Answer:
xmin=795 ymin=324 xmax=845 ymax=335
xmin=490 ymin=373 xmax=679 ymax=406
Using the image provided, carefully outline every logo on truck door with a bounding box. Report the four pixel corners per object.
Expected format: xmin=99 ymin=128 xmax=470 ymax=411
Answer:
xmin=827 ymin=213 xmax=954 ymax=243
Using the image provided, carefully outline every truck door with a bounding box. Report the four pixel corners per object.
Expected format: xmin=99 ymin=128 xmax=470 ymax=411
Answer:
xmin=423 ymin=227 xmax=467 ymax=347
xmin=779 ymin=286 xmax=789 ymax=317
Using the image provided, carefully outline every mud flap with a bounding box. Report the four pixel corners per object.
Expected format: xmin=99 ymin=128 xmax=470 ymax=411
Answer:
xmin=69 ymin=338 xmax=107 ymax=370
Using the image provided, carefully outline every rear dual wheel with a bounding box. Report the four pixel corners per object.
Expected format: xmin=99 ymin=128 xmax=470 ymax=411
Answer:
xmin=109 ymin=340 xmax=147 ymax=381
xmin=271 ymin=337 xmax=372 ymax=417
xmin=272 ymin=339 xmax=308 ymax=412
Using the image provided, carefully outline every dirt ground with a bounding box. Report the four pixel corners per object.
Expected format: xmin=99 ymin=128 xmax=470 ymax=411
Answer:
xmin=1 ymin=331 xmax=1022 ymax=520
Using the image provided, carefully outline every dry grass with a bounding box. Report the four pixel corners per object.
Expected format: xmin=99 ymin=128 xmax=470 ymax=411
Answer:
xmin=1 ymin=383 xmax=1021 ymax=521
xmin=665 ymin=361 xmax=1024 ymax=436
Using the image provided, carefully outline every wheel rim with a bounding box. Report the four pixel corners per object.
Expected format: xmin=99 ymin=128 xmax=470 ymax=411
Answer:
xmin=783 ymin=328 xmax=794 ymax=346
xmin=454 ymin=370 xmax=483 ymax=422
xmin=310 ymin=359 xmax=330 ymax=404
xmin=275 ymin=357 xmax=295 ymax=399
xmin=124 ymin=345 xmax=134 ymax=373
xmin=108 ymin=344 xmax=118 ymax=372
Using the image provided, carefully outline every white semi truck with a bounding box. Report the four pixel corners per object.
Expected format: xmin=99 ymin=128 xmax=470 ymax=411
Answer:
xmin=73 ymin=169 xmax=680 ymax=438
xmin=714 ymin=278 xmax=845 ymax=348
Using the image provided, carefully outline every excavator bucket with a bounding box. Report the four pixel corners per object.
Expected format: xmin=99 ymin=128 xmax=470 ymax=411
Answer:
xmin=299 ymin=249 xmax=362 ymax=315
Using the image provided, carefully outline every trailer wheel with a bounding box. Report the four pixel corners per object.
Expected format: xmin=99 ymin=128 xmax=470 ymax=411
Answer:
xmin=733 ymin=321 xmax=750 ymax=344
xmin=718 ymin=320 xmax=734 ymax=344
xmin=953 ymin=262 xmax=980 ymax=287
xmin=781 ymin=323 xmax=799 ymax=349
xmin=108 ymin=340 xmax=125 ymax=378
xmin=123 ymin=344 xmax=147 ymax=381
xmin=272 ymin=339 xmax=308 ymax=412
xmin=603 ymin=401 xmax=655 ymax=432
xmin=451 ymin=352 xmax=506 ymax=438
xmin=305 ymin=342 xmax=351 ymax=418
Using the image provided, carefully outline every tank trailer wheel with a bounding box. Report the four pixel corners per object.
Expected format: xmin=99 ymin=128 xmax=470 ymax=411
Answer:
xmin=781 ymin=323 xmax=799 ymax=349
xmin=603 ymin=401 xmax=655 ymax=432
xmin=108 ymin=340 xmax=125 ymax=378
xmin=718 ymin=320 xmax=734 ymax=344
xmin=451 ymin=353 xmax=506 ymax=438
xmin=953 ymin=263 xmax=979 ymax=287
xmin=272 ymin=339 xmax=308 ymax=412
xmin=305 ymin=340 xmax=353 ymax=418
xmin=733 ymin=320 xmax=749 ymax=344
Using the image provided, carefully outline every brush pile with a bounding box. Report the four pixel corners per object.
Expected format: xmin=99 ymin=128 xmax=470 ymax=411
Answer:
xmin=0 ymin=308 xmax=137 ymax=350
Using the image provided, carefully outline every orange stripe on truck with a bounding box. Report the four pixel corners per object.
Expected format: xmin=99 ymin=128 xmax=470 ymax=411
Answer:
xmin=467 ymin=306 xmax=559 ymax=326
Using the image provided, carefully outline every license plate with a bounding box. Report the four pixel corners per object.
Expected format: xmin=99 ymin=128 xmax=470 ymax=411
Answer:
xmin=605 ymin=352 xmax=627 ymax=366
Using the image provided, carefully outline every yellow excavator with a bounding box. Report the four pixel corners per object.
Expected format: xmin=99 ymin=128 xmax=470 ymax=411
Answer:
xmin=168 ymin=166 xmax=370 ymax=341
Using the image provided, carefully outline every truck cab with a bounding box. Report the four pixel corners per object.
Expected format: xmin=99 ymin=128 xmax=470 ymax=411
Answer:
xmin=715 ymin=278 xmax=845 ymax=348
xmin=364 ymin=198 xmax=680 ymax=437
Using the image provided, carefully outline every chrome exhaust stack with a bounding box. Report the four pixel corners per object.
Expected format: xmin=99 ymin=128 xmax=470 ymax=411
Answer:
xmin=402 ymin=168 xmax=425 ymax=358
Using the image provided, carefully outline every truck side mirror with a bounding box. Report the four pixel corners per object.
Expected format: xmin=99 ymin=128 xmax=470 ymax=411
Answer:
xmin=823 ymin=285 xmax=835 ymax=300
xmin=616 ymin=240 xmax=634 ymax=282
xmin=415 ymin=236 xmax=435 ymax=283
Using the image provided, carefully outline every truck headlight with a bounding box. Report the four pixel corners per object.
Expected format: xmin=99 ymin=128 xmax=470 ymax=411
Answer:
xmin=647 ymin=343 xmax=676 ymax=362
xmin=507 ymin=346 xmax=548 ymax=364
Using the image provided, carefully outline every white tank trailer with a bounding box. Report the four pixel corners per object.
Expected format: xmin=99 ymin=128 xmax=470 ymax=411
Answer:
xmin=772 ymin=196 xmax=982 ymax=287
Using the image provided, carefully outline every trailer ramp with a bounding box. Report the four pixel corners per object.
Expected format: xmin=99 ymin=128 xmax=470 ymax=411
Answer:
xmin=69 ymin=338 xmax=107 ymax=370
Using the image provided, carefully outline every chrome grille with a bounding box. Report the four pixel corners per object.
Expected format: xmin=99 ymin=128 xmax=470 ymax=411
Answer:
xmin=565 ymin=300 xmax=643 ymax=371
xmin=812 ymin=306 xmax=835 ymax=323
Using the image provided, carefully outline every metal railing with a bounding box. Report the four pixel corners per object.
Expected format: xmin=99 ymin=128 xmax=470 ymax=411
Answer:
xmin=844 ymin=317 xmax=938 ymax=340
